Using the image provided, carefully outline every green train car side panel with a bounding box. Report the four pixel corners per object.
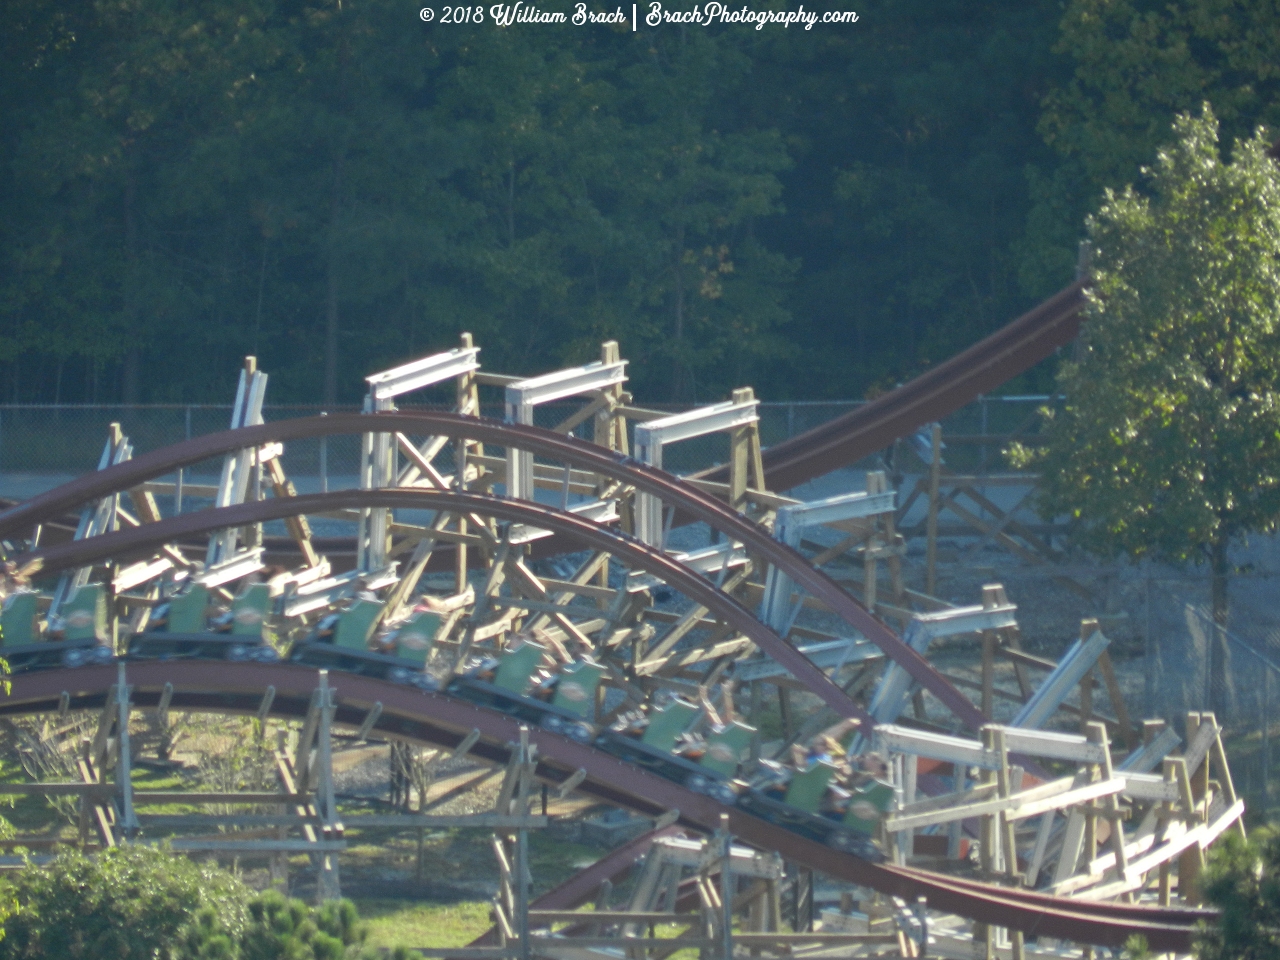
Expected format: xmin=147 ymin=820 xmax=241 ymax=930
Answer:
xmin=62 ymin=584 xmax=107 ymax=642
xmin=641 ymin=699 xmax=700 ymax=751
xmin=394 ymin=611 xmax=442 ymax=666
xmin=230 ymin=584 xmax=272 ymax=637
xmin=700 ymin=721 xmax=755 ymax=778
xmin=843 ymin=779 xmax=895 ymax=834
xmin=785 ymin=760 xmax=838 ymax=814
xmin=552 ymin=661 xmax=605 ymax=717
xmin=494 ymin=640 xmax=546 ymax=694
xmin=334 ymin=599 xmax=384 ymax=651
xmin=1 ymin=592 xmax=39 ymax=646
xmin=168 ymin=584 xmax=210 ymax=634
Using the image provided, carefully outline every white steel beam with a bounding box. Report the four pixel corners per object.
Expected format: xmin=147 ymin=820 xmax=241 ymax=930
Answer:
xmin=863 ymin=603 xmax=1019 ymax=729
xmin=761 ymin=488 xmax=897 ymax=632
xmin=734 ymin=637 xmax=879 ymax=683
xmin=633 ymin=397 xmax=757 ymax=546
xmin=365 ymin=346 xmax=480 ymax=402
xmin=625 ymin=541 xmax=748 ymax=591
xmin=503 ymin=360 xmax=628 ymax=501
xmin=196 ymin=547 xmax=266 ymax=589
xmin=1011 ymin=628 xmax=1111 ymax=729
xmin=360 ymin=347 xmax=482 ymax=572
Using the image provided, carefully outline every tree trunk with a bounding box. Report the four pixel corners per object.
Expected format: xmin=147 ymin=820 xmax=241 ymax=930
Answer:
xmin=122 ymin=168 xmax=142 ymax=405
xmin=1208 ymin=535 xmax=1232 ymax=717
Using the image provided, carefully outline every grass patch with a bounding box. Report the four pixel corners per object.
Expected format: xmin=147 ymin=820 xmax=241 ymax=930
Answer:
xmin=355 ymin=899 xmax=493 ymax=949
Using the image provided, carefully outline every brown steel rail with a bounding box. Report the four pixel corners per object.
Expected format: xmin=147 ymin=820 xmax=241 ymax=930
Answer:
xmin=736 ymin=278 xmax=1088 ymax=491
xmin=0 ymin=413 xmax=985 ymax=730
xmin=0 ymin=661 xmax=1211 ymax=950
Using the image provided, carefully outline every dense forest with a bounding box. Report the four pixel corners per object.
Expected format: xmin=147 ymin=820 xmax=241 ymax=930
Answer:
xmin=1 ymin=0 xmax=1277 ymax=405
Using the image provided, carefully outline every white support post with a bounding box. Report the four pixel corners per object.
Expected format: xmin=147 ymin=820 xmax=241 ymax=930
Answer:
xmin=504 ymin=358 xmax=628 ymax=501
xmin=315 ymin=670 xmax=341 ymax=901
xmin=1012 ymin=625 xmax=1112 ymax=729
xmin=115 ymin=662 xmax=138 ymax=839
xmin=51 ymin=426 xmax=132 ymax=618
xmin=358 ymin=345 xmax=481 ymax=573
xmin=760 ymin=487 xmax=896 ymax=632
xmin=208 ymin=358 xmax=268 ymax=567
xmin=633 ymin=396 xmax=758 ymax=546
xmin=862 ymin=602 xmax=1018 ymax=732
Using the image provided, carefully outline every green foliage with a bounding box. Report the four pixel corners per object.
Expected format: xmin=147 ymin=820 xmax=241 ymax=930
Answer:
xmin=1027 ymin=0 xmax=1280 ymax=300
xmin=0 ymin=0 xmax=1087 ymax=404
xmin=0 ymin=845 xmax=249 ymax=959
xmin=1012 ymin=106 xmax=1280 ymax=572
xmin=1195 ymin=826 xmax=1280 ymax=960
xmin=0 ymin=847 xmax=415 ymax=959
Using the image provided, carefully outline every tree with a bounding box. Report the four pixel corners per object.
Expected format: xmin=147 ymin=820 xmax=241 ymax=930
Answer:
xmin=1025 ymin=0 xmax=1280 ymax=303
xmin=1012 ymin=106 xmax=1280 ymax=711
xmin=0 ymin=846 xmax=416 ymax=958
xmin=0 ymin=845 xmax=248 ymax=959
xmin=1195 ymin=826 xmax=1280 ymax=960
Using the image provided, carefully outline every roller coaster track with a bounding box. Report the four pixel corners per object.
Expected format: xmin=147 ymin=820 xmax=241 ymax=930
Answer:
xmin=0 ymin=661 xmax=1210 ymax=951
xmin=739 ymin=278 xmax=1089 ymax=491
xmin=0 ymin=413 xmax=985 ymax=730
xmin=0 ymin=359 xmax=1219 ymax=947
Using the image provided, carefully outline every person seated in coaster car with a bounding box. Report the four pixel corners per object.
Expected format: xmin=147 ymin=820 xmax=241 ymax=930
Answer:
xmin=751 ymin=758 xmax=792 ymax=801
xmin=845 ymin=751 xmax=890 ymax=787
xmin=673 ymin=730 xmax=708 ymax=762
xmin=609 ymin=707 xmax=650 ymax=740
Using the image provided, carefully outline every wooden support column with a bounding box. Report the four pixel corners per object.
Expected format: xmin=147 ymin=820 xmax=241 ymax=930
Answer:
xmin=454 ymin=334 xmax=481 ymax=594
xmin=728 ymin=387 xmax=761 ymax=514
xmin=315 ymin=670 xmax=341 ymax=902
xmin=1178 ymin=714 xmax=1208 ymax=903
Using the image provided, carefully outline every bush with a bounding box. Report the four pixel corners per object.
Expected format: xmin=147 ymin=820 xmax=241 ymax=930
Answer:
xmin=0 ymin=847 xmax=417 ymax=960
xmin=0 ymin=845 xmax=248 ymax=959
xmin=1196 ymin=826 xmax=1280 ymax=960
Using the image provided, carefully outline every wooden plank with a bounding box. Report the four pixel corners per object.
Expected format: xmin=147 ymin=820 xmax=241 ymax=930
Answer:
xmin=165 ymin=839 xmax=347 ymax=852
xmin=897 ymin=782 xmax=999 ymax=817
xmin=347 ymin=814 xmax=548 ymax=829
xmin=733 ymin=933 xmax=900 ymax=945
xmin=528 ymin=937 xmax=717 ymax=950
xmin=1073 ymin=800 xmax=1244 ymax=901
xmin=529 ymin=911 xmax=697 ymax=924
xmin=1000 ymin=727 xmax=1108 ymax=765
xmin=131 ymin=791 xmax=303 ymax=805
xmin=886 ymin=776 xmax=1087 ymax=833
xmin=0 ymin=783 xmax=115 ymax=796
xmin=1006 ymin=779 xmax=1126 ymax=823
xmin=1183 ymin=717 xmax=1219 ymax=778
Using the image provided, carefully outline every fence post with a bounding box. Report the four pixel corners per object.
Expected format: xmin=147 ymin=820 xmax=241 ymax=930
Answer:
xmin=979 ymin=394 xmax=987 ymax=476
xmin=1152 ymin=576 xmax=1162 ymax=716
xmin=1264 ymin=668 xmax=1270 ymax=818
xmin=320 ymin=412 xmax=328 ymax=493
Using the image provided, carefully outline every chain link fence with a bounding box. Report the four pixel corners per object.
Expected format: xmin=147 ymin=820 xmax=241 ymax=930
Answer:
xmin=0 ymin=395 xmax=1053 ymax=493
xmin=1142 ymin=574 xmax=1280 ymax=820
xmin=2 ymin=398 xmax=1277 ymax=820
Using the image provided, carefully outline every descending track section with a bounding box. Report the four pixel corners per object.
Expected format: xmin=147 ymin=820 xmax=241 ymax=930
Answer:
xmin=0 ymin=413 xmax=985 ymax=729
xmin=740 ymin=278 xmax=1088 ymax=491
xmin=0 ymin=661 xmax=1210 ymax=952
